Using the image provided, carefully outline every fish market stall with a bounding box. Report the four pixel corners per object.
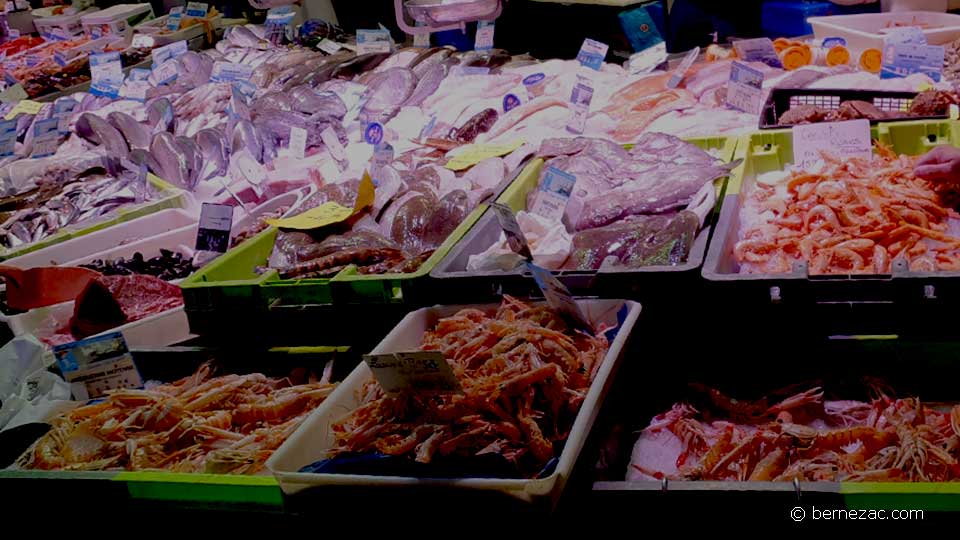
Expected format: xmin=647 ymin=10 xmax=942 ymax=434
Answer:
xmin=4 ymin=3 xmax=960 ymax=525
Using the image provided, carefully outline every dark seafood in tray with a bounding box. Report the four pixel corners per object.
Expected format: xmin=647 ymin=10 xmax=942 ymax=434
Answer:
xmin=81 ymin=249 xmax=198 ymax=281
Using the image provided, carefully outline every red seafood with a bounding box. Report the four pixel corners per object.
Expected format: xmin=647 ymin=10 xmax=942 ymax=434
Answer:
xmin=736 ymin=148 xmax=960 ymax=274
xmin=331 ymin=296 xmax=609 ymax=476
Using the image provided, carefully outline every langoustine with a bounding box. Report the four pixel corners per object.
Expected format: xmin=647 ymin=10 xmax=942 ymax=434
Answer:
xmin=18 ymin=363 xmax=336 ymax=474
xmin=326 ymin=296 xmax=610 ymax=478
xmin=630 ymin=385 xmax=960 ymax=482
xmin=736 ymin=147 xmax=960 ymax=275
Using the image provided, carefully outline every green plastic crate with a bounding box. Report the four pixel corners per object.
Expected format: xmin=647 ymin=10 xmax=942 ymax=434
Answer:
xmin=0 ymin=174 xmax=187 ymax=262
xmin=725 ymin=120 xmax=957 ymax=195
xmin=704 ymin=119 xmax=960 ymax=302
xmin=182 ymin=201 xmax=491 ymax=317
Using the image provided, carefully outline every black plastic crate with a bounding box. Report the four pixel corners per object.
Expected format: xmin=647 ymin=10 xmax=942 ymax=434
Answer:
xmin=759 ymin=88 xmax=947 ymax=130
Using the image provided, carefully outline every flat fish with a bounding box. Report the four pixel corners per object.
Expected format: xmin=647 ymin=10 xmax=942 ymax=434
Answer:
xmin=150 ymin=132 xmax=191 ymax=189
xmin=196 ymin=128 xmax=229 ymax=180
xmin=412 ymin=48 xmax=453 ymax=80
xmin=332 ymin=53 xmax=391 ymax=80
xmin=128 ymin=148 xmax=163 ymax=179
xmin=231 ymin=120 xmax=263 ymax=163
xmin=175 ymin=136 xmax=203 ymax=190
xmin=569 ymin=212 xmax=699 ymax=270
xmin=361 ymin=68 xmax=416 ymax=123
xmin=107 ymin=112 xmax=151 ymax=150
xmin=460 ymin=49 xmax=512 ymax=70
xmin=76 ymin=113 xmax=129 ymax=158
xmin=147 ymin=98 xmax=176 ymax=134
xmin=401 ymin=63 xmax=447 ymax=109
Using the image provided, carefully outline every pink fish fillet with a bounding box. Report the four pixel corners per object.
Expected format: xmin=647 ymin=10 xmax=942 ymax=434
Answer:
xmin=479 ymin=98 xmax=569 ymax=142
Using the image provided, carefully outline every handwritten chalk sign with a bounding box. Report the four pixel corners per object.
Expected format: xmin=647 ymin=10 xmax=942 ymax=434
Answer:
xmin=793 ymin=119 xmax=872 ymax=169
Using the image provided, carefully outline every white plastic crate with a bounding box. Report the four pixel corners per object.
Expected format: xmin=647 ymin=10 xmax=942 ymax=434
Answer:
xmin=267 ymin=299 xmax=641 ymax=505
xmin=809 ymin=11 xmax=960 ymax=54
xmin=3 ymin=209 xmax=197 ymax=269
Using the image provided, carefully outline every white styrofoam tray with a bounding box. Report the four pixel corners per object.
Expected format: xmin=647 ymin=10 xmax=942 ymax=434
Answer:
xmin=809 ymin=11 xmax=960 ymax=53
xmin=3 ymin=209 xmax=197 ymax=269
xmin=267 ymin=299 xmax=641 ymax=505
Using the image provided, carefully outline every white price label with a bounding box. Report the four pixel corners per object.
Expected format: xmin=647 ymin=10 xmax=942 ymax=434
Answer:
xmin=289 ymin=126 xmax=308 ymax=159
xmin=475 ymin=21 xmax=495 ymax=51
xmin=317 ymin=38 xmax=343 ymax=54
xmin=357 ymin=29 xmax=392 ymax=55
xmin=526 ymin=263 xmax=593 ymax=332
xmin=725 ymin=61 xmax=764 ymax=115
xmin=530 ymin=167 xmax=577 ymax=223
xmin=364 ymin=351 xmax=461 ymax=394
xmin=490 ymin=202 xmax=532 ymax=260
xmin=132 ymin=34 xmax=155 ymax=49
xmin=320 ymin=126 xmax=344 ymax=162
xmin=53 ymin=333 xmax=142 ymax=401
xmin=793 ymin=119 xmax=872 ymax=169
xmin=196 ymin=202 xmax=234 ymax=252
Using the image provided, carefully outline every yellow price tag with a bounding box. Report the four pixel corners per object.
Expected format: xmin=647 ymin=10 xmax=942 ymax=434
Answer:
xmin=4 ymin=99 xmax=44 ymax=120
xmin=916 ymin=81 xmax=934 ymax=92
xmin=268 ymin=173 xmax=375 ymax=230
xmin=444 ymin=139 xmax=524 ymax=171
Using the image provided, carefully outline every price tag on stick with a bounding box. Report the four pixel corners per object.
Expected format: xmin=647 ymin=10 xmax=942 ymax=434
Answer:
xmin=53 ymin=333 xmax=143 ymax=401
xmin=526 ymin=262 xmax=594 ymax=332
xmin=196 ymin=203 xmax=234 ymax=253
xmin=490 ymin=202 xmax=533 ymax=261
xmin=725 ymin=61 xmax=764 ymax=114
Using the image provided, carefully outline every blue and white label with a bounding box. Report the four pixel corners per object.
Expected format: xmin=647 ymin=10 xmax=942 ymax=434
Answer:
xmin=531 ymin=166 xmax=577 ymax=222
xmin=90 ymin=51 xmax=124 ymax=98
xmin=54 ymin=99 xmax=77 ymax=133
xmin=413 ymin=22 xmax=430 ymax=48
xmin=881 ymin=42 xmax=944 ymax=82
xmin=128 ymin=68 xmax=151 ymax=82
xmin=503 ymin=93 xmax=521 ymax=113
xmin=371 ymin=141 xmax=393 ymax=183
xmin=452 ymin=66 xmax=490 ymax=77
xmin=52 ymin=332 xmax=142 ymax=400
xmin=667 ymin=46 xmax=700 ymax=89
xmin=211 ymin=61 xmax=255 ymax=83
xmin=357 ymin=29 xmax=392 ymax=55
xmin=566 ymin=76 xmax=594 ymax=135
xmin=725 ymin=61 xmax=765 ymax=114
xmin=151 ymin=40 xmax=189 ymax=66
xmin=185 ymin=2 xmax=209 ymax=18
xmin=576 ymin=38 xmax=609 ymax=71
xmin=732 ymin=37 xmax=782 ymax=69
xmin=0 ymin=119 xmax=17 ymax=157
xmin=419 ymin=115 xmax=437 ymax=140
xmin=166 ymin=10 xmax=183 ymax=31
xmin=822 ymin=37 xmax=847 ymax=48
xmin=364 ymin=122 xmax=384 ymax=145
xmin=475 ymin=21 xmax=495 ymax=51
xmin=152 ymin=60 xmax=179 ymax=86
xmin=31 ymin=118 xmax=61 ymax=158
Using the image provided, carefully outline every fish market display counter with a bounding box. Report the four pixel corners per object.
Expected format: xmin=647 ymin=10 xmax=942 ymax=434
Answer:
xmin=5 ymin=8 xmax=960 ymax=526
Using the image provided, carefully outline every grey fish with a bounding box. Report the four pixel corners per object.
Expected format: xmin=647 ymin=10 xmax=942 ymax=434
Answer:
xmin=175 ymin=136 xmax=203 ymax=190
xmin=196 ymin=128 xmax=229 ymax=180
xmin=147 ymin=98 xmax=176 ymax=134
xmin=361 ymin=67 xmax=416 ymax=122
xmin=231 ymin=120 xmax=263 ymax=163
xmin=128 ymin=148 xmax=164 ymax=180
xmin=401 ymin=63 xmax=446 ymax=109
xmin=75 ymin=113 xmax=129 ymax=158
xmin=412 ymin=48 xmax=453 ymax=80
xmin=332 ymin=53 xmax=391 ymax=80
xmin=288 ymin=86 xmax=347 ymax=117
xmin=176 ymin=51 xmax=214 ymax=90
xmin=107 ymin=112 xmax=151 ymax=149
xmin=150 ymin=132 xmax=191 ymax=189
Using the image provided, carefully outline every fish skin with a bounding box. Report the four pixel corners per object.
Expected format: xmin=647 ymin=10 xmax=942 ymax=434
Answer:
xmin=128 ymin=148 xmax=163 ymax=179
xmin=361 ymin=67 xmax=416 ymax=123
xmin=231 ymin=120 xmax=264 ymax=163
xmin=147 ymin=98 xmax=176 ymax=134
xmin=150 ymin=132 xmax=190 ymax=189
xmin=175 ymin=136 xmax=203 ymax=190
xmin=401 ymin=63 xmax=447 ymax=109
xmin=196 ymin=128 xmax=229 ymax=180
xmin=75 ymin=113 xmax=129 ymax=158
xmin=107 ymin=112 xmax=151 ymax=150
xmin=332 ymin=53 xmax=391 ymax=80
